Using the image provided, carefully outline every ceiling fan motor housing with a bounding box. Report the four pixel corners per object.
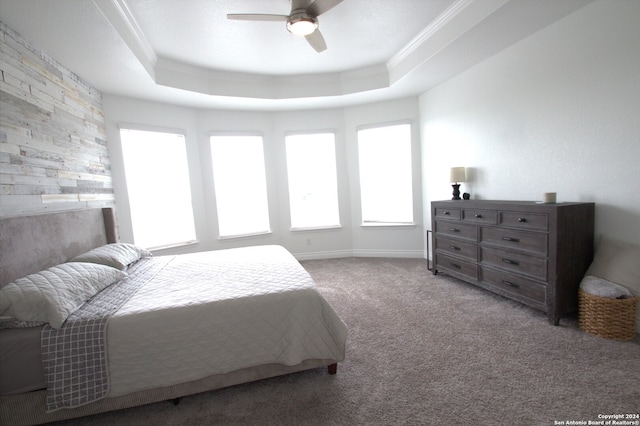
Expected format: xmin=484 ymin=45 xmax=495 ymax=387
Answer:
xmin=287 ymin=10 xmax=318 ymax=36
xmin=227 ymin=0 xmax=342 ymax=51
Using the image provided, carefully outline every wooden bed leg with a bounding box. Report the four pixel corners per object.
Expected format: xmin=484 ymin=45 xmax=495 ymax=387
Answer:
xmin=328 ymin=363 xmax=337 ymax=375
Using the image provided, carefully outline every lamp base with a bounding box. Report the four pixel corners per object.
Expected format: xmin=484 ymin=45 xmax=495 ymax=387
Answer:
xmin=451 ymin=184 xmax=461 ymax=200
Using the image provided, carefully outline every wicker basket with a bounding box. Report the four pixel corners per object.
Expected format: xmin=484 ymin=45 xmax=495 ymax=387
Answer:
xmin=578 ymin=289 xmax=639 ymax=340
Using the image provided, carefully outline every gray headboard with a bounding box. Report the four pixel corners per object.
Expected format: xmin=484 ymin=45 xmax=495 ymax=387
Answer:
xmin=0 ymin=208 xmax=117 ymax=287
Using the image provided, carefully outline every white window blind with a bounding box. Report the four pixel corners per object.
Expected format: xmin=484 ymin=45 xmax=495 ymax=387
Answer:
xmin=119 ymin=128 xmax=197 ymax=249
xmin=285 ymin=132 xmax=340 ymax=229
xmin=357 ymin=123 xmax=414 ymax=225
xmin=209 ymin=135 xmax=271 ymax=238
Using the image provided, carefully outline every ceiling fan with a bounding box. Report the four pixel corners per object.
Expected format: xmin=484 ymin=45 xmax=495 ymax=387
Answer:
xmin=227 ymin=0 xmax=343 ymax=53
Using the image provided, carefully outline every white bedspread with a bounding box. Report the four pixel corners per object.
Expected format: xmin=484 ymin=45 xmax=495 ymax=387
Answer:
xmin=107 ymin=245 xmax=347 ymax=397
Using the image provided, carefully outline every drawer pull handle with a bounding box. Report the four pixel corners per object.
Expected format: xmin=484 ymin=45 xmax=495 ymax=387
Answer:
xmin=503 ymin=280 xmax=520 ymax=288
xmin=518 ymin=217 xmax=527 ymax=223
xmin=475 ymin=214 xmax=482 ymax=218
xmin=502 ymin=236 xmax=520 ymax=242
xmin=448 ymin=228 xmax=460 ymax=232
xmin=502 ymin=258 xmax=520 ymax=266
xmin=450 ymin=263 xmax=461 ymax=269
xmin=449 ymin=245 xmax=461 ymax=251
xmin=444 ymin=211 xmax=450 ymax=215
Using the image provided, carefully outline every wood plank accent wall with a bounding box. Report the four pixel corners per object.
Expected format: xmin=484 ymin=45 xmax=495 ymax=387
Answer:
xmin=0 ymin=22 xmax=114 ymax=218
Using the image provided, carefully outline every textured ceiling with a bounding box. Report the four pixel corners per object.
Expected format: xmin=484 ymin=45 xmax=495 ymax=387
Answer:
xmin=0 ymin=0 xmax=594 ymax=111
xmin=128 ymin=0 xmax=452 ymax=75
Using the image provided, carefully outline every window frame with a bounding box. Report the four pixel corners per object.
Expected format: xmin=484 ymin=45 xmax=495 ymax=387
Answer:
xmin=285 ymin=131 xmax=341 ymax=232
xmin=356 ymin=120 xmax=415 ymax=227
xmin=118 ymin=125 xmax=198 ymax=250
xmin=208 ymin=133 xmax=272 ymax=239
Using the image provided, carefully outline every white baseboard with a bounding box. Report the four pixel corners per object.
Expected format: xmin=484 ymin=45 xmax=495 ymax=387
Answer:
xmin=352 ymin=249 xmax=425 ymax=259
xmin=294 ymin=250 xmax=353 ymax=261
xmin=294 ymin=249 xmax=426 ymax=261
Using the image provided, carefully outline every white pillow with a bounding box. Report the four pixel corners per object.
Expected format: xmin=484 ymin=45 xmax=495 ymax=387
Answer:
xmin=585 ymin=236 xmax=640 ymax=331
xmin=0 ymin=262 xmax=126 ymax=329
xmin=70 ymin=243 xmax=151 ymax=270
xmin=579 ymin=275 xmax=634 ymax=299
xmin=586 ymin=236 xmax=640 ymax=295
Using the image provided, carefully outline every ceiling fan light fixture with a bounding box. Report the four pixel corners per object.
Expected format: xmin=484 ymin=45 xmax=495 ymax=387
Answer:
xmin=227 ymin=0 xmax=344 ymax=51
xmin=287 ymin=15 xmax=317 ymax=36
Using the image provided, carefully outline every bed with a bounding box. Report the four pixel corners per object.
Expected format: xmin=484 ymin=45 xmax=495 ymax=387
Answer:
xmin=0 ymin=208 xmax=347 ymax=425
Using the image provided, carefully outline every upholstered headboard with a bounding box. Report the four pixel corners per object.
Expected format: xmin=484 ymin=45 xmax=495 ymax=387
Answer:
xmin=0 ymin=208 xmax=117 ymax=287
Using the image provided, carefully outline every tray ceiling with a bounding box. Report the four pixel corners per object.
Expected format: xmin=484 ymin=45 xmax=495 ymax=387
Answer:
xmin=0 ymin=0 xmax=593 ymax=110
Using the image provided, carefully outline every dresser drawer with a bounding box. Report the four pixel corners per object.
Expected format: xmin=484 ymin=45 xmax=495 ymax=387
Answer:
xmin=480 ymin=227 xmax=548 ymax=255
xmin=435 ymin=236 xmax=477 ymax=261
xmin=480 ymin=267 xmax=546 ymax=305
xmin=434 ymin=207 xmax=460 ymax=220
xmin=462 ymin=208 xmax=497 ymax=225
xmin=480 ymin=247 xmax=547 ymax=281
xmin=434 ymin=220 xmax=477 ymax=241
xmin=435 ymin=253 xmax=477 ymax=280
xmin=499 ymin=211 xmax=549 ymax=231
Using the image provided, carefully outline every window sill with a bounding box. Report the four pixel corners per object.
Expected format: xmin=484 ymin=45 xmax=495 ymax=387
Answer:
xmin=290 ymin=225 xmax=342 ymax=232
xmin=361 ymin=223 xmax=416 ymax=229
xmin=218 ymin=231 xmax=272 ymax=240
xmin=147 ymin=240 xmax=199 ymax=252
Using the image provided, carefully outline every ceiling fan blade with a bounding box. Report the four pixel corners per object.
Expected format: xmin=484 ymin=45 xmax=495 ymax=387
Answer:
xmin=227 ymin=13 xmax=288 ymax=22
xmin=305 ymin=29 xmax=327 ymax=52
xmin=306 ymin=0 xmax=343 ymax=16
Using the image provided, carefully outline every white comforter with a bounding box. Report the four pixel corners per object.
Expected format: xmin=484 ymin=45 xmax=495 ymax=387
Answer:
xmin=106 ymin=245 xmax=347 ymax=397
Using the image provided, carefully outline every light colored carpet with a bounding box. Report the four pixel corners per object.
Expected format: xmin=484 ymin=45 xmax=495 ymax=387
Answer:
xmin=53 ymin=257 xmax=639 ymax=425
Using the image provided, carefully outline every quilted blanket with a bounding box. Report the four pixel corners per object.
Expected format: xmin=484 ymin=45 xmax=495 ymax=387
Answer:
xmin=41 ymin=256 xmax=174 ymax=412
xmin=105 ymin=246 xmax=347 ymax=398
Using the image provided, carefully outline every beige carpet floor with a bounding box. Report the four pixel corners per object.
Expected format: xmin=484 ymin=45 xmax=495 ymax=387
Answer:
xmin=53 ymin=257 xmax=639 ymax=426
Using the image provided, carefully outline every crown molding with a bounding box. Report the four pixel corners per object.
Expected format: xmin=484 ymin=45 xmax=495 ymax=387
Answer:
xmin=386 ymin=0 xmax=509 ymax=84
xmin=154 ymin=57 xmax=390 ymax=100
xmin=92 ymin=0 xmax=157 ymax=78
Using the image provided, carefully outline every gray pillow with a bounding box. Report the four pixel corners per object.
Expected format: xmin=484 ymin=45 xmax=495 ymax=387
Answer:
xmin=70 ymin=243 xmax=151 ymax=270
xmin=0 ymin=263 xmax=126 ymax=329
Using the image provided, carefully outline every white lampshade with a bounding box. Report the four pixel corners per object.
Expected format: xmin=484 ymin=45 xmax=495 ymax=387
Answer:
xmin=449 ymin=167 xmax=466 ymax=183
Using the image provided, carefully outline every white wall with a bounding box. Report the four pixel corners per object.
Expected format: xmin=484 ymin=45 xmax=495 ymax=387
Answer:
xmin=420 ymin=0 xmax=640 ymax=247
xmin=103 ymin=95 xmax=425 ymax=258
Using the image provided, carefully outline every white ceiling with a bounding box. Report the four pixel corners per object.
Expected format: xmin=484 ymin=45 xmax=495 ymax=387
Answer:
xmin=0 ymin=0 xmax=593 ymax=111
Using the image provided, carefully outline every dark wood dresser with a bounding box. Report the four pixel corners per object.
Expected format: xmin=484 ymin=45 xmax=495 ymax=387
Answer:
xmin=431 ymin=200 xmax=595 ymax=325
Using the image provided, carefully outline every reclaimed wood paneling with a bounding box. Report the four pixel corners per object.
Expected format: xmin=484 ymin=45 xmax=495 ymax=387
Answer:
xmin=0 ymin=22 xmax=114 ymax=217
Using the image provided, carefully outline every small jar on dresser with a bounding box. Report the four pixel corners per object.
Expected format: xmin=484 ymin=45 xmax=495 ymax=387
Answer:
xmin=430 ymin=200 xmax=595 ymax=325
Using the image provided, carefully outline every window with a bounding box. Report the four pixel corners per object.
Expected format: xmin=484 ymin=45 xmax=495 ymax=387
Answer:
xmin=119 ymin=128 xmax=197 ymax=249
xmin=285 ymin=132 xmax=340 ymax=229
xmin=209 ymin=135 xmax=270 ymax=238
xmin=357 ymin=123 xmax=414 ymax=225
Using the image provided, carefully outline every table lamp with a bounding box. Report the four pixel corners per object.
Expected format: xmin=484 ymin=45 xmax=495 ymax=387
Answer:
xmin=449 ymin=167 xmax=466 ymax=200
